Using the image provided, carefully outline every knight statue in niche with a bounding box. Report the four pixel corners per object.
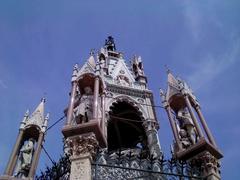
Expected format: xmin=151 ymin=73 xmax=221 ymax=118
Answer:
xmin=14 ymin=138 xmax=35 ymax=178
xmin=132 ymin=56 xmax=144 ymax=77
xmin=176 ymin=108 xmax=197 ymax=149
xmin=75 ymin=86 xmax=94 ymax=124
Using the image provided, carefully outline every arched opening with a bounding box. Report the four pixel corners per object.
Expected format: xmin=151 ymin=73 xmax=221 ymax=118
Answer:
xmin=77 ymin=73 xmax=104 ymax=95
xmin=107 ymin=101 xmax=148 ymax=153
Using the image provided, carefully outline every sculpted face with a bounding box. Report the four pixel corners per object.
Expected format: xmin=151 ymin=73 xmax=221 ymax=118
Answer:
xmin=84 ymin=86 xmax=92 ymax=95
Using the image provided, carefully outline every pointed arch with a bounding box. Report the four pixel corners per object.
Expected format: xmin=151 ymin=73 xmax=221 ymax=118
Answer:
xmin=106 ymin=95 xmax=147 ymax=121
xmin=106 ymin=95 xmax=149 ymax=152
xmin=76 ymin=73 xmax=106 ymax=94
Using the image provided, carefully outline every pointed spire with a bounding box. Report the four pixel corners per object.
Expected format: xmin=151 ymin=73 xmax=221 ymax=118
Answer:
xmin=167 ymin=70 xmax=179 ymax=88
xmin=19 ymin=98 xmax=49 ymax=133
xmin=26 ymin=98 xmax=45 ymax=129
xmin=33 ymin=98 xmax=45 ymax=116
xmin=166 ymin=70 xmax=181 ymax=101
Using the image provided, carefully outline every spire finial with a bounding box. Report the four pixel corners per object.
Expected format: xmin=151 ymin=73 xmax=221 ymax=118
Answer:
xmin=90 ymin=49 xmax=95 ymax=56
xmin=41 ymin=97 xmax=46 ymax=103
xmin=165 ymin=65 xmax=171 ymax=74
xmin=73 ymin=63 xmax=79 ymax=70
xmin=41 ymin=93 xmax=47 ymax=103
xmin=159 ymin=88 xmax=164 ymax=96
xmin=25 ymin=109 xmax=30 ymax=117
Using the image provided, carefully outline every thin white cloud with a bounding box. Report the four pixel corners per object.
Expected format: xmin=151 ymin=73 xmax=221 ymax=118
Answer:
xmin=187 ymin=38 xmax=240 ymax=90
xmin=181 ymin=1 xmax=203 ymax=42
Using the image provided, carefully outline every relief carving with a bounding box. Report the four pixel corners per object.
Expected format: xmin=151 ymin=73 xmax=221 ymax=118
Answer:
xmin=65 ymin=133 xmax=99 ymax=158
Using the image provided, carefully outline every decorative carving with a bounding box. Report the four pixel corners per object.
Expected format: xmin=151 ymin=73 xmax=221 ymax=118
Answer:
xmin=132 ymin=56 xmax=144 ymax=77
xmin=106 ymin=84 xmax=152 ymax=98
xmin=115 ymin=75 xmax=130 ymax=86
xmin=195 ymin=151 xmax=221 ymax=178
xmin=14 ymin=139 xmax=35 ymax=178
xmin=143 ymin=120 xmax=158 ymax=132
xmin=67 ymin=133 xmax=99 ymax=158
xmin=137 ymin=98 xmax=144 ymax=103
xmin=143 ymin=120 xmax=162 ymax=159
xmin=119 ymin=70 xmax=125 ymax=74
xmin=177 ymin=77 xmax=200 ymax=107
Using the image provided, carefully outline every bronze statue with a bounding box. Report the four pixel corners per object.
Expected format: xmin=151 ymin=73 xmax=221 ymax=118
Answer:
xmin=105 ymin=36 xmax=116 ymax=51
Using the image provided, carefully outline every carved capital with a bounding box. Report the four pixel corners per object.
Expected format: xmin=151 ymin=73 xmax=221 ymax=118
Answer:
xmin=142 ymin=120 xmax=158 ymax=132
xmin=65 ymin=133 xmax=99 ymax=158
xmin=196 ymin=151 xmax=221 ymax=179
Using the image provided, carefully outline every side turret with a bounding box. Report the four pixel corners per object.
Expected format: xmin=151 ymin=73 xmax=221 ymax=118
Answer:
xmin=2 ymin=99 xmax=49 ymax=180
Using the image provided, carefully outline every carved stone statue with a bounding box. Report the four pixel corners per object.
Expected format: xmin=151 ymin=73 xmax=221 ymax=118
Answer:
xmin=14 ymin=138 xmax=35 ymax=178
xmin=179 ymin=129 xmax=191 ymax=149
xmin=116 ymin=75 xmax=130 ymax=86
xmin=177 ymin=108 xmax=197 ymax=146
xmin=132 ymin=56 xmax=144 ymax=77
xmin=75 ymin=86 xmax=94 ymax=124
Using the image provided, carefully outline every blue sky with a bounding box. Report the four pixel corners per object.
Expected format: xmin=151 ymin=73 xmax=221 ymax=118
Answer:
xmin=0 ymin=0 xmax=239 ymax=179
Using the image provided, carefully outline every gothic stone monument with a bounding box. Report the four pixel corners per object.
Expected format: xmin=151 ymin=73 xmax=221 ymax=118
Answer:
xmin=62 ymin=36 xmax=163 ymax=180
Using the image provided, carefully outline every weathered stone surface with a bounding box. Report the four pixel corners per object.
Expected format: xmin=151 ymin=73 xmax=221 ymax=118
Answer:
xmin=70 ymin=154 xmax=92 ymax=180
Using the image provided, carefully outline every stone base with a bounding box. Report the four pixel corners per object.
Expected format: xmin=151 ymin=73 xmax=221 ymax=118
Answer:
xmin=189 ymin=151 xmax=221 ymax=180
xmin=62 ymin=119 xmax=107 ymax=147
xmin=205 ymin=172 xmax=221 ymax=180
xmin=176 ymin=138 xmax=223 ymax=160
xmin=0 ymin=175 xmax=32 ymax=180
xmin=70 ymin=153 xmax=92 ymax=180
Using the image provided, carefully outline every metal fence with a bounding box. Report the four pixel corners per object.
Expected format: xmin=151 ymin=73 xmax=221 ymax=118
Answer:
xmin=36 ymin=150 xmax=203 ymax=180
xmin=92 ymin=150 xmax=203 ymax=180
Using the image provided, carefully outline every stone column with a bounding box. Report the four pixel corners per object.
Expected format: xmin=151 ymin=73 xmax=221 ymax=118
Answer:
xmin=195 ymin=105 xmax=217 ymax=147
xmin=101 ymin=92 xmax=106 ymax=135
xmin=28 ymin=132 xmax=44 ymax=179
xmin=4 ymin=130 xmax=24 ymax=176
xmin=184 ymin=95 xmax=204 ymax=138
xmin=67 ymin=133 xmax=99 ymax=180
xmin=143 ymin=120 xmax=162 ymax=159
xmin=66 ymin=80 xmax=78 ymax=125
xmin=93 ymin=76 xmax=100 ymax=120
xmin=165 ymin=106 xmax=182 ymax=151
